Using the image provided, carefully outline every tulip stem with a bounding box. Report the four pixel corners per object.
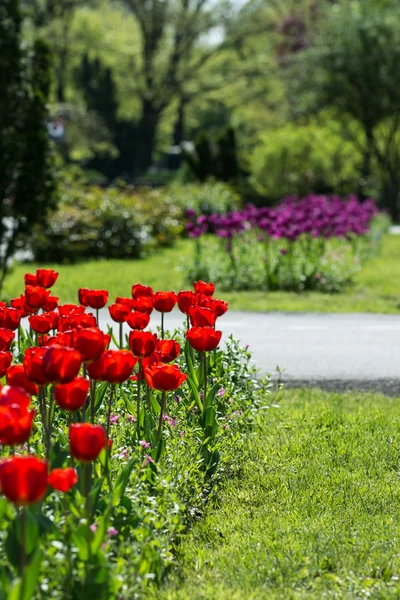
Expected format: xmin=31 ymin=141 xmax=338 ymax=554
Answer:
xmin=20 ymin=506 xmax=26 ymax=576
xmin=96 ymin=308 xmax=99 ymax=326
xmin=90 ymin=380 xmax=96 ymax=423
xmin=120 ymin=323 xmax=124 ymax=349
xmin=203 ymin=352 xmax=207 ymax=410
xmin=157 ymin=391 xmax=166 ymax=447
xmin=84 ymin=463 xmax=91 ymax=552
xmin=38 ymin=386 xmax=47 ymax=444
xmin=106 ymin=385 xmax=115 ymax=443
xmin=46 ymin=387 xmax=54 ymax=460
xmin=161 ymin=312 xmax=164 ymax=339
xmin=137 ymin=359 xmax=142 ymax=437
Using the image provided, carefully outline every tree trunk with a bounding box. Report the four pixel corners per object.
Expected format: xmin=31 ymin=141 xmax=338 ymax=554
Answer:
xmin=133 ymin=100 xmax=159 ymax=176
xmin=382 ymin=173 xmax=400 ymax=222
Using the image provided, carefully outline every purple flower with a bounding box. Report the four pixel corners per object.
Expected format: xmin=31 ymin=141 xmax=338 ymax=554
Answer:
xmin=139 ymin=440 xmax=150 ymax=449
xmin=110 ymin=414 xmax=119 ymax=424
xmin=107 ymin=527 xmax=118 ymax=537
xmin=90 ymin=524 xmax=97 ymax=532
xmin=144 ymin=454 xmax=155 ymax=466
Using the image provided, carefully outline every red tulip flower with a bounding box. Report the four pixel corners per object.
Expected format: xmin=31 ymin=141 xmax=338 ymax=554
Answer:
xmin=24 ymin=273 xmax=38 ymax=286
xmin=144 ymin=364 xmax=187 ymax=392
xmin=69 ymin=423 xmax=106 ymax=462
xmin=177 ymin=290 xmax=196 ymax=315
xmin=78 ymin=288 xmax=89 ymax=307
xmin=206 ymin=298 xmax=228 ymax=317
xmin=194 ymin=280 xmax=215 ymax=296
xmin=132 ymin=284 xmax=153 ymax=299
xmin=42 ymin=345 xmax=82 ymax=384
xmin=115 ymin=296 xmax=133 ymax=307
xmin=86 ymin=350 xmax=137 ymax=384
xmin=109 ymin=303 xmax=131 ymax=323
xmin=55 ymin=377 xmax=90 ymax=411
xmin=10 ymin=295 xmax=30 ymax=318
xmin=156 ymin=339 xmax=180 ymax=363
xmin=48 ymin=467 xmax=78 ymax=493
xmin=125 ymin=311 xmax=150 ymax=330
xmin=131 ymin=296 xmax=153 ymax=315
xmin=25 ymin=285 xmax=49 ymax=310
xmin=0 ymin=385 xmax=35 ymax=446
xmin=85 ymin=289 xmax=109 ymax=310
xmin=23 ymin=347 xmax=49 ymax=386
xmin=0 ymin=307 xmax=21 ymax=331
xmin=58 ymin=304 xmax=85 ymax=318
xmin=0 ymin=352 xmax=12 ymax=378
xmin=43 ymin=295 xmax=59 ymax=311
xmin=7 ymin=365 xmax=39 ymax=396
xmin=0 ymin=456 xmax=48 ymax=505
xmin=74 ymin=328 xmax=111 ymax=362
xmin=36 ymin=269 xmax=59 ymax=289
xmin=57 ymin=329 xmax=77 ymax=347
xmin=0 ymin=328 xmax=15 ymax=352
xmin=189 ymin=306 xmax=217 ymax=328
xmin=29 ymin=312 xmax=55 ymax=334
xmin=186 ymin=327 xmax=222 ymax=352
xmin=129 ymin=331 xmax=157 ymax=358
xmin=153 ymin=292 xmax=177 ymax=313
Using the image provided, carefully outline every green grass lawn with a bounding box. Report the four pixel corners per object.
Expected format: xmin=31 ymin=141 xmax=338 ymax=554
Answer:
xmin=155 ymin=389 xmax=400 ymax=599
xmin=3 ymin=234 xmax=400 ymax=312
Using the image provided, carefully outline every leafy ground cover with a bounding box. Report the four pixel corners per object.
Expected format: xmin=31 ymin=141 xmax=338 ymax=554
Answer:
xmin=157 ymin=388 xmax=400 ymax=599
xmin=5 ymin=234 xmax=400 ymax=313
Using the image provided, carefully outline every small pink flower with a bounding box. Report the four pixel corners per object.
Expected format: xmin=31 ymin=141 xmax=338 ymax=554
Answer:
xmin=107 ymin=526 xmax=118 ymax=537
xmin=139 ymin=440 xmax=150 ymax=449
xmin=90 ymin=524 xmax=97 ymax=532
xmin=110 ymin=414 xmax=119 ymax=424
xmin=143 ymin=454 xmax=155 ymax=466
xmin=180 ymin=431 xmax=185 ymax=438
xmin=119 ymin=448 xmax=129 ymax=459
xmin=126 ymin=414 xmax=137 ymax=423
xmin=217 ymin=387 xmax=226 ymax=397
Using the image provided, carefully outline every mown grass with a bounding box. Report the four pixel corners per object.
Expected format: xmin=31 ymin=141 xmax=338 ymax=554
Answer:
xmin=3 ymin=235 xmax=400 ymax=313
xmin=155 ymin=388 xmax=400 ymax=599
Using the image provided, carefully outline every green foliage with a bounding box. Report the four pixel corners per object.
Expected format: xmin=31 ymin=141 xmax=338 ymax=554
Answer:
xmin=156 ymin=387 xmax=400 ymax=599
xmin=251 ymin=119 xmax=365 ymax=201
xmin=30 ymin=181 xmax=184 ymax=263
xmin=165 ymin=181 xmax=241 ymax=216
xmin=0 ymin=0 xmax=56 ymax=289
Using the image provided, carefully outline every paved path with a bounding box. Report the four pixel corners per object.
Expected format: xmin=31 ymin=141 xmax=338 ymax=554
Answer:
xmin=99 ymin=310 xmax=400 ymax=392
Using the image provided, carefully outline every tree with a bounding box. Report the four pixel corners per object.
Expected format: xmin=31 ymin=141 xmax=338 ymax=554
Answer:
xmin=0 ymin=0 xmax=57 ymax=290
xmin=293 ymin=1 xmax=400 ymax=218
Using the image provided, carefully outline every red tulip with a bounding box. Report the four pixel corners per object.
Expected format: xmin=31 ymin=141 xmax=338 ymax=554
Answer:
xmin=24 ymin=273 xmax=38 ymax=286
xmin=177 ymin=290 xmax=196 ymax=315
xmin=11 ymin=296 xmax=30 ymax=318
xmin=115 ymin=297 xmax=133 ymax=307
xmin=144 ymin=364 xmax=187 ymax=392
xmin=43 ymin=295 xmax=59 ymax=311
xmin=0 ymin=329 xmax=15 ymax=351
xmin=58 ymin=329 xmax=78 ymax=348
xmin=69 ymin=423 xmax=106 ymax=462
xmin=42 ymin=345 xmax=82 ymax=384
xmin=132 ymin=284 xmax=153 ymax=299
xmin=0 ymin=352 xmax=12 ymax=378
xmin=86 ymin=350 xmax=137 ymax=384
xmin=156 ymin=339 xmax=180 ymax=363
xmin=0 ymin=456 xmax=48 ymax=505
xmin=125 ymin=311 xmax=150 ymax=330
xmin=109 ymin=303 xmax=131 ymax=323
xmin=131 ymin=296 xmax=153 ymax=315
xmin=129 ymin=331 xmax=157 ymax=358
xmin=206 ymin=298 xmax=228 ymax=317
xmin=29 ymin=312 xmax=56 ymax=334
xmin=25 ymin=285 xmax=49 ymax=310
xmin=36 ymin=269 xmax=58 ymax=289
xmin=186 ymin=327 xmax=222 ymax=352
xmin=189 ymin=306 xmax=217 ymax=328
xmin=23 ymin=347 xmax=49 ymax=385
xmin=0 ymin=307 xmax=21 ymax=331
xmin=48 ymin=467 xmax=78 ymax=493
xmin=78 ymin=288 xmax=89 ymax=307
xmin=55 ymin=377 xmax=90 ymax=411
xmin=7 ymin=365 xmax=39 ymax=396
xmin=153 ymin=291 xmax=177 ymax=313
xmin=85 ymin=289 xmax=108 ymax=310
xmin=194 ymin=280 xmax=215 ymax=296
xmin=0 ymin=386 xmax=35 ymax=446
xmin=74 ymin=328 xmax=110 ymax=362
xmin=58 ymin=304 xmax=85 ymax=318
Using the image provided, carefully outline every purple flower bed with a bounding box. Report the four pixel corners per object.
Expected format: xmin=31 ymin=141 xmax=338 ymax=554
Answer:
xmin=186 ymin=194 xmax=387 ymax=293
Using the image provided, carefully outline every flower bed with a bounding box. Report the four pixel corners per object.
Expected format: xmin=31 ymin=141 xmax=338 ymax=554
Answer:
xmin=186 ymin=194 xmax=390 ymax=292
xmin=0 ymin=271 xmax=266 ymax=599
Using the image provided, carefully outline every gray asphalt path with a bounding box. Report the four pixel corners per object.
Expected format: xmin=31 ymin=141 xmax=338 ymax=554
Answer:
xmin=99 ymin=310 xmax=400 ymax=390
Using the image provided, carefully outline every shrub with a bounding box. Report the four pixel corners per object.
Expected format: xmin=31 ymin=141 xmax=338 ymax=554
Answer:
xmin=165 ymin=181 xmax=241 ymax=216
xmin=31 ymin=183 xmax=184 ymax=263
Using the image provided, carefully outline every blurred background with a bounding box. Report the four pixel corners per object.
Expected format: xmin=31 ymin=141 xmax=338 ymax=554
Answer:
xmin=1 ymin=0 xmax=399 ymax=299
